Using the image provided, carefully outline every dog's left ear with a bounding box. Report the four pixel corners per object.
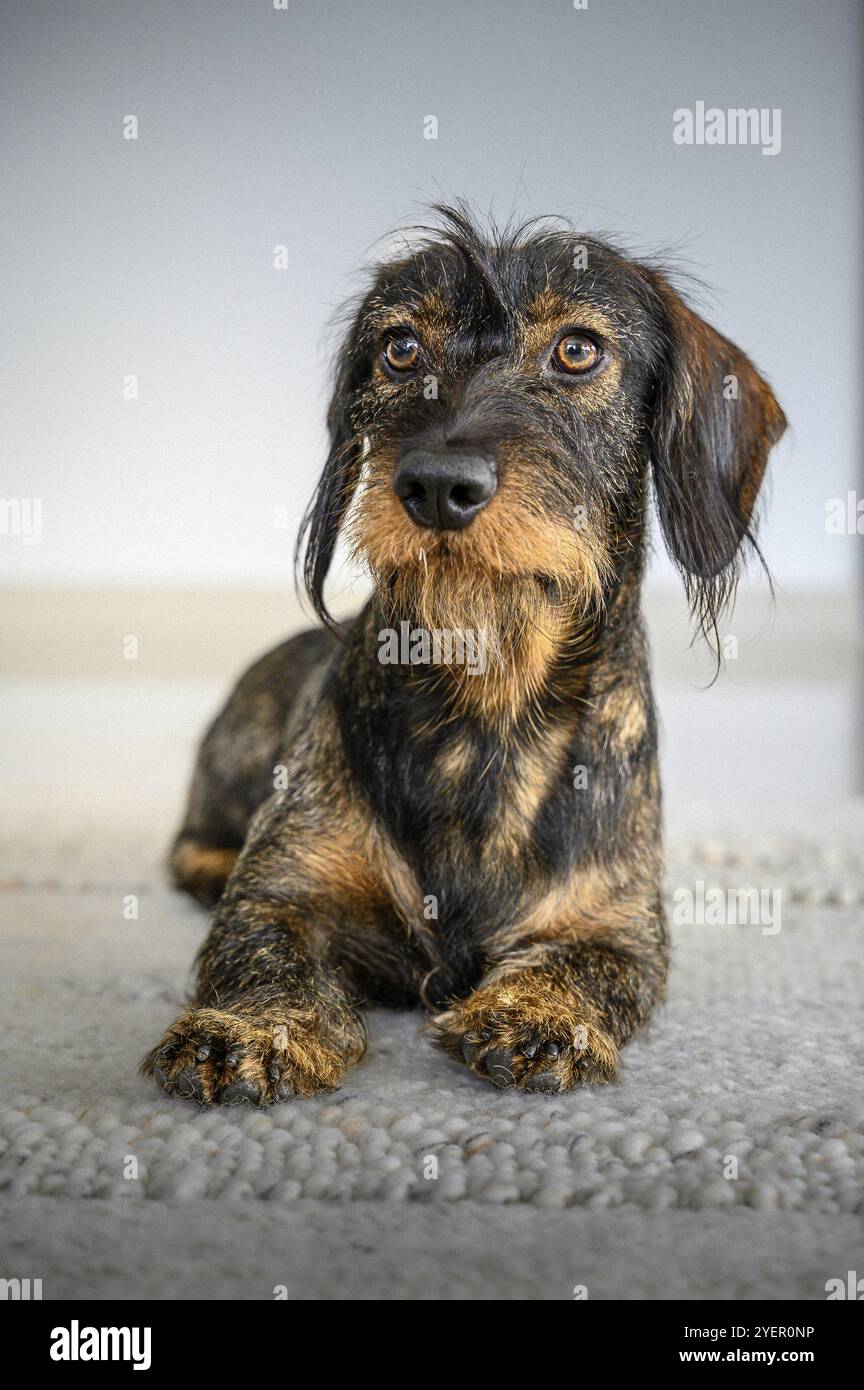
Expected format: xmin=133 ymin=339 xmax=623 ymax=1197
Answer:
xmin=647 ymin=277 xmax=787 ymax=624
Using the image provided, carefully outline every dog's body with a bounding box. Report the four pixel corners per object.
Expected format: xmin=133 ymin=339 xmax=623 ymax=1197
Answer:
xmin=143 ymin=207 xmax=786 ymax=1104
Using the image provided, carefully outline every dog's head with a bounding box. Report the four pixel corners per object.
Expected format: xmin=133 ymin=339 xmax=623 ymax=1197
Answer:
xmin=300 ymin=206 xmax=786 ymax=653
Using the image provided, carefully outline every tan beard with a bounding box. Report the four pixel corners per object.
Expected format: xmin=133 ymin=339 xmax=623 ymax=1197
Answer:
xmin=368 ymin=543 xmax=608 ymax=727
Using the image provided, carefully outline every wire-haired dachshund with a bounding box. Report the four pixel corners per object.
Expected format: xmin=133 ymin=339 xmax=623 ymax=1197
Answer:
xmin=143 ymin=205 xmax=786 ymax=1104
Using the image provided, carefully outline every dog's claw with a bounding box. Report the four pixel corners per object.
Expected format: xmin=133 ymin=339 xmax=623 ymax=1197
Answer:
xmin=484 ymin=1048 xmax=516 ymax=1087
xmin=174 ymin=1066 xmax=205 ymax=1101
xmin=220 ymin=1079 xmax=260 ymax=1106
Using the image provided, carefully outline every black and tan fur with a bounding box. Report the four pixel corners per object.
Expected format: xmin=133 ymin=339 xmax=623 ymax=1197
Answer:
xmin=142 ymin=206 xmax=786 ymax=1104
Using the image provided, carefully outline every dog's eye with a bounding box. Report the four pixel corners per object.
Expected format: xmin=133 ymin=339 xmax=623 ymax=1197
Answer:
xmin=383 ymin=334 xmax=421 ymax=373
xmin=552 ymin=333 xmax=601 ymax=375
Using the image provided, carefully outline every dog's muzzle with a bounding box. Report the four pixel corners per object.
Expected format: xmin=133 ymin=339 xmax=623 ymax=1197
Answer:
xmin=393 ymin=448 xmax=497 ymax=531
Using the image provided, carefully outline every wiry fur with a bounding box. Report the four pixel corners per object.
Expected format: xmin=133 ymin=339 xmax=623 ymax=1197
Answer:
xmin=142 ymin=204 xmax=786 ymax=1105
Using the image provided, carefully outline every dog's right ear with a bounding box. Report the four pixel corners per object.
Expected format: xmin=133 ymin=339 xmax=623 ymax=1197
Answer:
xmin=647 ymin=275 xmax=787 ymax=635
xmin=297 ymin=316 xmax=368 ymax=628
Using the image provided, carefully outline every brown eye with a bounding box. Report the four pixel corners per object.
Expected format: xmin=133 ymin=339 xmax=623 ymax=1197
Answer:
xmin=552 ymin=333 xmax=601 ymax=375
xmin=383 ymin=334 xmax=420 ymax=373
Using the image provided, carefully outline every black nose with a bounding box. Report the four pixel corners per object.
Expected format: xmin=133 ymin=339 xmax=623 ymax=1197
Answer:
xmin=393 ymin=449 xmax=497 ymax=531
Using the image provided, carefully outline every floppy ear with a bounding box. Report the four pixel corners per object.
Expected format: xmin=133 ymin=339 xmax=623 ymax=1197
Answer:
xmin=297 ymin=334 xmax=366 ymax=628
xmin=648 ymin=278 xmax=787 ymax=630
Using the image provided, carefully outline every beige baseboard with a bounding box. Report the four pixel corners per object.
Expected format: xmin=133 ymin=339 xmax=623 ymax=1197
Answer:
xmin=0 ymin=584 xmax=860 ymax=684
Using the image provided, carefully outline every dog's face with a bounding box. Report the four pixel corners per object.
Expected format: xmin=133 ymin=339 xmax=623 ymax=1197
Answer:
xmin=302 ymin=207 xmax=786 ymax=648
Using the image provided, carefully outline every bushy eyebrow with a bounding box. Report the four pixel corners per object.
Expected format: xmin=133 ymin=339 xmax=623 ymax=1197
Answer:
xmin=523 ymin=290 xmax=620 ymax=336
xmin=364 ymin=303 xmax=420 ymax=332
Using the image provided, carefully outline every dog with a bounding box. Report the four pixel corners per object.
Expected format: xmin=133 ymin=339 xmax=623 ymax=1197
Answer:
xmin=142 ymin=205 xmax=786 ymax=1104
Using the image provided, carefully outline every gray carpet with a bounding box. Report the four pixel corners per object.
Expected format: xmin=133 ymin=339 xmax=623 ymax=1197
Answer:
xmin=2 ymin=803 xmax=863 ymax=1298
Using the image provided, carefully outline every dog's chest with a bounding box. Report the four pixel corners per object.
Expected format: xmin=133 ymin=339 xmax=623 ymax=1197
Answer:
xmin=375 ymin=730 xmax=588 ymax=938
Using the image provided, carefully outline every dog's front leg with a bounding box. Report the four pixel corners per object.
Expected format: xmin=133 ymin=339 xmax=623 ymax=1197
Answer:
xmin=142 ymin=890 xmax=367 ymax=1106
xmin=431 ymin=930 xmax=667 ymax=1093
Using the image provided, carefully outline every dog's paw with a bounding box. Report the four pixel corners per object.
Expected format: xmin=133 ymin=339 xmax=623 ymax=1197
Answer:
xmin=431 ymin=973 xmax=618 ymax=1092
xmin=141 ymin=1006 xmax=362 ymax=1106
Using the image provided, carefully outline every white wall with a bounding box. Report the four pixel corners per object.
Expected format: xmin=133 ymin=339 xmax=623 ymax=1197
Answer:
xmin=2 ymin=0 xmax=861 ymax=591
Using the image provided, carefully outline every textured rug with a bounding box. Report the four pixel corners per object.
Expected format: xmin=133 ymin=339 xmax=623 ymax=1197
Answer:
xmin=1 ymin=803 xmax=863 ymax=1299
